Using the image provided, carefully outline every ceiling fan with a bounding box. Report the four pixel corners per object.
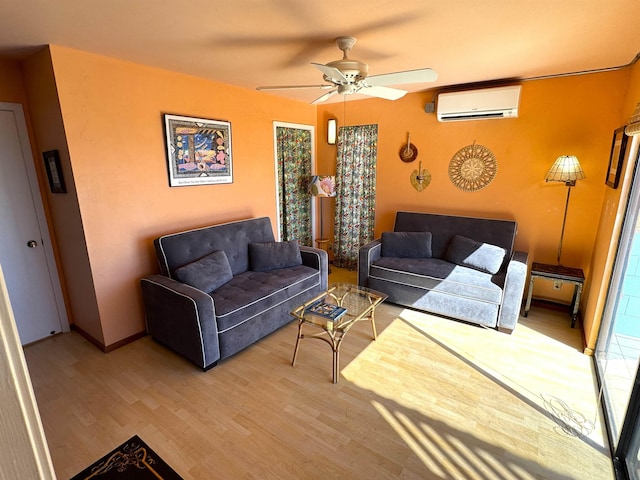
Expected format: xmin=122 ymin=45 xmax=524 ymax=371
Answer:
xmin=256 ymin=36 xmax=437 ymax=104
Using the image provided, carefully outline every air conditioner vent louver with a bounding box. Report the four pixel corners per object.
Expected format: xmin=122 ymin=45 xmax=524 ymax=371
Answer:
xmin=436 ymin=85 xmax=521 ymax=122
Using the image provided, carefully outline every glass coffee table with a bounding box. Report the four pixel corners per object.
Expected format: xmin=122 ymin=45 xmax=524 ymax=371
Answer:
xmin=290 ymin=283 xmax=387 ymax=383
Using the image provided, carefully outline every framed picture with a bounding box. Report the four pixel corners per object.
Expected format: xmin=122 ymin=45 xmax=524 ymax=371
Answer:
xmin=163 ymin=114 xmax=233 ymax=187
xmin=42 ymin=150 xmax=66 ymax=193
xmin=606 ymin=126 xmax=628 ymax=189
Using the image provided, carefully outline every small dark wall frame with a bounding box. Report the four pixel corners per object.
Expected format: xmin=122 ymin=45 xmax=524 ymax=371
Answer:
xmin=42 ymin=150 xmax=66 ymax=193
xmin=605 ymin=127 xmax=628 ymax=189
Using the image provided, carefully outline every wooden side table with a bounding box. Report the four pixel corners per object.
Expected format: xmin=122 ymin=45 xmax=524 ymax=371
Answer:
xmin=523 ymin=262 xmax=585 ymax=327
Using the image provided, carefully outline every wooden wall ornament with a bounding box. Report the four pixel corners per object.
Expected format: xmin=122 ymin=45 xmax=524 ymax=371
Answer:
xmin=399 ymin=133 xmax=418 ymax=162
xmin=448 ymin=142 xmax=497 ymax=192
xmin=410 ymin=161 xmax=431 ymax=191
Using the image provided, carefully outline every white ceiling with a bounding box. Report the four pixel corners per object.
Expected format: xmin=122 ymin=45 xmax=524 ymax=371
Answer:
xmin=1 ymin=0 xmax=639 ymax=104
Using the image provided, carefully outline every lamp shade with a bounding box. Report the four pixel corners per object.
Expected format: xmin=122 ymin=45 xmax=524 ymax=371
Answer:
xmin=625 ymin=101 xmax=640 ymax=136
xmin=545 ymin=155 xmax=586 ymax=184
xmin=309 ymin=175 xmax=336 ymax=197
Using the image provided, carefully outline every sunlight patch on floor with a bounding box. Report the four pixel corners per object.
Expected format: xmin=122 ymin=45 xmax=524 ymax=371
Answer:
xmin=372 ymin=398 xmax=542 ymax=480
xmin=340 ymin=306 xmax=612 ymax=479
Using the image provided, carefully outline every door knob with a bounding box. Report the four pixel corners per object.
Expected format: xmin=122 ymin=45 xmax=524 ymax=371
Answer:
xmin=27 ymin=240 xmax=38 ymax=248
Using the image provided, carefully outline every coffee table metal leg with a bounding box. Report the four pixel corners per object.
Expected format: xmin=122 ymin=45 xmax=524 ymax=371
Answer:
xmin=331 ymin=332 xmax=342 ymax=384
xmin=370 ymin=313 xmax=378 ymax=340
xmin=291 ymin=320 xmax=303 ymax=366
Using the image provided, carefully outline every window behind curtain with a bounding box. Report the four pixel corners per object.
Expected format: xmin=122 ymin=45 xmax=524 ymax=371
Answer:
xmin=333 ymin=124 xmax=378 ymax=270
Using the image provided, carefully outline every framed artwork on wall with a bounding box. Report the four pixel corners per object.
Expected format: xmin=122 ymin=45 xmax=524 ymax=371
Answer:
xmin=163 ymin=114 xmax=233 ymax=187
xmin=605 ymin=126 xmax=628 ymax=189
xmin=42 ymin=150 xmax=66 ymax=193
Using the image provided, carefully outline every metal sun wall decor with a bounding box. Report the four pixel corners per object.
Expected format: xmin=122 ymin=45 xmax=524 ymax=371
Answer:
xmin=448 ymin=141 xmax=497 ymax=192
xmin=163 ymin=114 xmax=233 ymax=187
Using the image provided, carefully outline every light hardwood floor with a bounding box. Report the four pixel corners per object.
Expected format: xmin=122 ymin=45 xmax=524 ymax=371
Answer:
xmin=24 ymin=268 xmax=613 ymax=479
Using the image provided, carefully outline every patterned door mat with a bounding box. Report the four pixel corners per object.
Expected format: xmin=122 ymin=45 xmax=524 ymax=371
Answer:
xmin=70 ymin=435 xmax=184 ymax=480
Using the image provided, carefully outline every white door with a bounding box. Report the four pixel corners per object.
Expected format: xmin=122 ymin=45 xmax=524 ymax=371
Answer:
xmin=0 ymin=102 xmax=68 ymax=345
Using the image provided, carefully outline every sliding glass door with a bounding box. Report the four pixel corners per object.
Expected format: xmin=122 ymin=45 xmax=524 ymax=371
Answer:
xmin=595 ymin=135 xmax=640 ymax=479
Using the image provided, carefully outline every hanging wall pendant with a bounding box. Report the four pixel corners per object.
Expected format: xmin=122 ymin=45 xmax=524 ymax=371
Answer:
xmin=448 ymin=141 xmax=497 ymax=192
xmin=410 ymin=161 xmax=431 ymax=191
xmin=399 ymin=133 xmax=418 ymax=162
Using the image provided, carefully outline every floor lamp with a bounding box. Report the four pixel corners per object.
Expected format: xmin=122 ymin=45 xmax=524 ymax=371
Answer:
xmin=544 ymin=155 xmax=586 ymax=265
xmin=309 ymin=175 xmax=336 ymax=265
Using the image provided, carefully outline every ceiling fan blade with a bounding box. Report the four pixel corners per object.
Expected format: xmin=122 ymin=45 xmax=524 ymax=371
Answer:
xmin=359 ymin=85 xmax=407 ymax=101
xmin=311 ymin=63 xmax=348 ymax=84
xmin=366 ymin=68 xmax=438 ymax=86
xmin=311 ymin=89 xmax=338 ymax=104
xmin=257 ymin=84 xmax=334 ymax=91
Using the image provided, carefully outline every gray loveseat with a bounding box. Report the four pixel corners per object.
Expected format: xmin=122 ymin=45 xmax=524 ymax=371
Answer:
xmin=358 ymin=211 xmax=528 ymax=333
xmin=141 ymin=217 xmax=328 ymax=370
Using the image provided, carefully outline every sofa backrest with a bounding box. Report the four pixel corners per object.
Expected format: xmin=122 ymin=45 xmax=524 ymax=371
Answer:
xmin=154 ymin=217 xmax=276 ymax=278
xmin=394 ymin=211 xmax=517 ymax=260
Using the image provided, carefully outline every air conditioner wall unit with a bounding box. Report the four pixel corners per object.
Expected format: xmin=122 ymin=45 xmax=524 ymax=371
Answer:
xmin=436 ymin=85 xmax=522 ymax=122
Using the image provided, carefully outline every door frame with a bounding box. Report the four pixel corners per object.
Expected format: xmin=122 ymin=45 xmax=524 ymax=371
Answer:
xmin=1 ymin=102 xmax=69 ymax=337
xmin=272 ymin=122 xmax=316 ymax=241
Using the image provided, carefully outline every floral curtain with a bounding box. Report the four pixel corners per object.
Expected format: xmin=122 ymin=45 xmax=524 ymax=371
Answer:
xmin=275 ymin=126 xmax=313 ymax=246
xmin=334 ymin=124 xmax=378 ymax=270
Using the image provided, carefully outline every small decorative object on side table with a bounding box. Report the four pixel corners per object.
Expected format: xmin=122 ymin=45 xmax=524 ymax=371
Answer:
xmin=290 ymin=283 xmax=387 ymax=383
xmin=524 ymin=262 xmax=585 ymax=327
xmin=310 ymin=175 xmax=336 ymax=273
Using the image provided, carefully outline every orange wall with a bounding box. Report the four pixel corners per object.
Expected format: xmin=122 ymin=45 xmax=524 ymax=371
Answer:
xmin=0 ymin=59 xmax=28 ymax=103
xmin=318 ymin=70 xmax=629 ymax=343
xmin=38 ymin=46 xmax=316 ymax=346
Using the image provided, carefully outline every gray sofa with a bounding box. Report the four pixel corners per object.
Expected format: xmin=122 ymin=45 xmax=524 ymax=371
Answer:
xmin=358 ymin=211 xmax=528 ymax=333
xmin=141 ymin=217 xmax=328 ymax=370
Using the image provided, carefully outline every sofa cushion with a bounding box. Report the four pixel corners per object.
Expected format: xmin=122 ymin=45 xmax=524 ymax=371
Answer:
xmin=174 ymin=250 xmax=233 ymax=292
xmin=370 ymin=257 xmax=504 ymax=304
xmin=212 ymin=265 xmax=320 ymax=333
xmin=381 ymin=231 xmax=432 ymax=258
xmin=444 ymin=235 xmax=506 ymax=274
xmin=249 ymin=240 xmax=302 ymax=272
xmin=155 ymin=217 xmax=276 ymax=277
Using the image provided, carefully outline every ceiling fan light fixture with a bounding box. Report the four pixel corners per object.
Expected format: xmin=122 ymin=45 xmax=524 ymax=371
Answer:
xmin=325 ymin=59 xmax=368 ymax=83
xmin=338 ymin=84 xmax=359 ymax=95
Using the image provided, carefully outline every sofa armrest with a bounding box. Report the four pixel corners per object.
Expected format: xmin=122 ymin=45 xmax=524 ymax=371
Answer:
xmin=300 ymin=246 xmax=329 ymax=290
xmin=140 ymin=275 xmax=220 ymax=369
xmin=358 ymin=239 xmax=382 ymax=287
xmin=497 ymin=251 xmax=529 ymax=333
